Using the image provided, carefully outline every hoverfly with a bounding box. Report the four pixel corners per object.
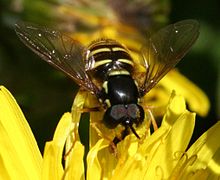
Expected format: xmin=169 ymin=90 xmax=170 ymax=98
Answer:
xmin=15 ymin=19 xmax=199 ymax=145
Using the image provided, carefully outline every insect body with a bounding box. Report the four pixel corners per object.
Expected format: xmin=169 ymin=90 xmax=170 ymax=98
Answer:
xmin=15 ymin=19 xmax=199 ymax=145
xmin=85 ymin=39 xmax=145 ymax=143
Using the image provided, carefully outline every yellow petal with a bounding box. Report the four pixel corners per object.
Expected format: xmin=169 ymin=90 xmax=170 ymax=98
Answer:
xmin=186 ymin=169 xmax=209 ymax=180
xmin=144 ymin=113 xmax=195 ymax=179
xmin=64 ymin=141 xmax=85 ymax=180
xmin=71 ymin=90 xmax=89 ymax=124
xmin=161 ymin=92 xmax=187 ymax=127
xmin=137 ymin=94 xmax=195 ymax=179
xmin=161 ymin=70 xmax=210 ymax=117
xmin=89 ymin=111 xmax=106 ymax=148
xmin=42 ymin=111 xmax=85 ymax=180
xmin=182 ymin=121 xmax=220 ymax=179
xmin=0 ymin=86 xmax=42 ymax=179
xmin=87 ymin=139 xmax=110 ymax=180
xmin=53 ymin=113 xmax=73 ymax=146
xmin=112 ymin=153 xmax=145 ymax=180
xmin=42 ymin=112 xmax=72 ymax=180
xmin=42 ymin=142 xmax=63 ymax=180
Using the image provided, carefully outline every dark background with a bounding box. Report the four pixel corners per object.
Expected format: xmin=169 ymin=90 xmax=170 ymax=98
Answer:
xmin=171 ymin=0 xmax=219 ymax=143
xmin=0 ymin=0 xmax=219 ymax=152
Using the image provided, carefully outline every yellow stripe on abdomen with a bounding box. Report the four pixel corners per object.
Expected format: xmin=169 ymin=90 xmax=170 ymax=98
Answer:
xmin=118 ymin=59 xmax=134 ymax=66
xmin=93 ymin=59 xmax=112 ymax=68
xmin=88 ymin=47 xmax=111 ymax=58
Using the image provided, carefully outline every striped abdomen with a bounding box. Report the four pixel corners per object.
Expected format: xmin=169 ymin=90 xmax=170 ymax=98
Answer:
xmin=84 ymin=39 xmax=134 ymax=80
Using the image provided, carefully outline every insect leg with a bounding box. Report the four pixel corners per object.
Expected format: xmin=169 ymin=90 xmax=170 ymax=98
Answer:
xmin=146 ymin=108 xmax=158 ymax=131
xmin=79 ymin=106 xmax=102 ymax=112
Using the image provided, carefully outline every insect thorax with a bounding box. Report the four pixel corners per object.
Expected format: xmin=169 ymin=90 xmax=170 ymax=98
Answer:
xmin=84 ymin=39 xmax=134 ymax=81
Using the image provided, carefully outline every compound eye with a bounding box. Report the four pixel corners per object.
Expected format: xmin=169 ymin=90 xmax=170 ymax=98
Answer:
xmin=127 ymin=104 xmax=145 ymax=126
xmin=127 ymin=104 xmax=140 ymax=119
xmin=103 ymin=105 xmax=126 ymax=129
xmin=110 ymin=105 xmax=126 ymax=120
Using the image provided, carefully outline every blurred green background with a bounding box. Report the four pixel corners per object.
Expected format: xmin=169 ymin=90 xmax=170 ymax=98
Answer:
xmin=0 ymin=0 xmax=219 ymax=152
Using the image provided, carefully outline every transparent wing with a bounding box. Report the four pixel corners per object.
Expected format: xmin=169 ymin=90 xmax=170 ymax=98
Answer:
xmin=15 ymin=22 xmax=100 ymax=95
xmin=139 ymin=19 xmax=200 ymax=96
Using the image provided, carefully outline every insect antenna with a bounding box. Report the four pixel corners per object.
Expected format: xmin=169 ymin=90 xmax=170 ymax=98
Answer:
xmin=129 ymin=124 xmax=140 ymax=139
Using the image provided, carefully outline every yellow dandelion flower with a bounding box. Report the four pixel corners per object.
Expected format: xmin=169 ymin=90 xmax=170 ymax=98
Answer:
xmin=69 ymin=87 xmax=219 ymax=179
xmin=0 ymin=85 xmax=219 ymax=179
